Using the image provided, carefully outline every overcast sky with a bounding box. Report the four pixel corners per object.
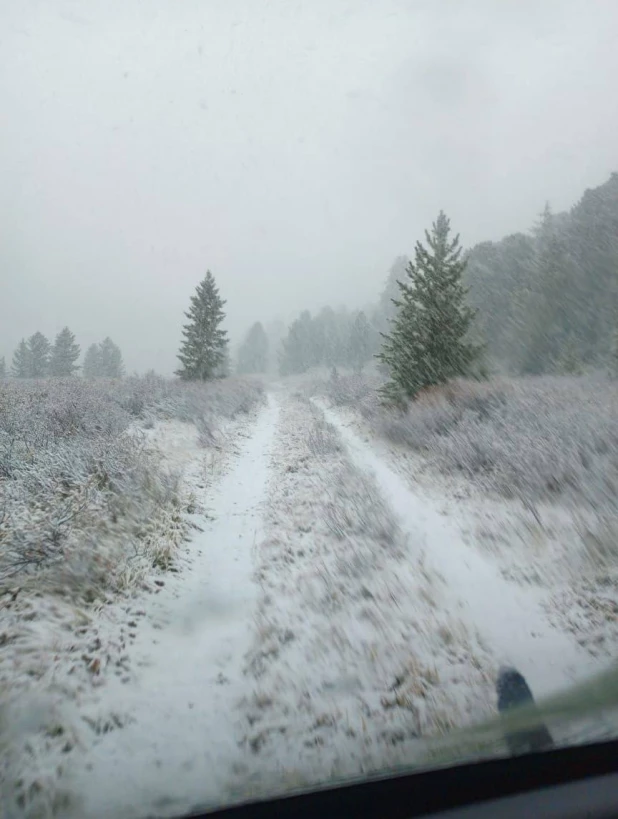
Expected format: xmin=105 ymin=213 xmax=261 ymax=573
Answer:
xmin=1 ymin=0 xmax=617 ymax=374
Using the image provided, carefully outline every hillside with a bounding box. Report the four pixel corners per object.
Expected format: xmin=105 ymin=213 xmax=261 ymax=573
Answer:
xmin=465 ymin=172 xmax=618 ymax=374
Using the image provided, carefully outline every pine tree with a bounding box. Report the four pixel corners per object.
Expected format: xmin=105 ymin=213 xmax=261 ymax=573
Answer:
xmin=520 ymin=204 xmax=579 ymax=375
xmin=176 ymin=271 xmax=228 ymax=381
xmin=0 ymin=356 xmax=6 ymax=379
xmin=348 ymin=311 xmax=373 ymax=373
xmin=558 ymin=336 xmax=584 ymax=375
xmin=314 ymin=307 xmax=342 ymax=368
xmin=50 ymin=327 xmax=81 ymax=376
xmin=264 ymin=319 xmax=287 ymax=373
xmin=82 ymin=344 xmax=102 ymax=378
xmin=28 ymin=332 xmax=51 ymax=378
xmin=237 ymin=322 xmax=269 ymax=374
xmin=99 ymin=337 xmax=124 ymax=378
xmin=379 ymin=211 xmax=482 ymax=401
xmin=11 ymin=339 xmax=31 ymax=378
xmin=279 ymin=311 xmax=315 ymax=375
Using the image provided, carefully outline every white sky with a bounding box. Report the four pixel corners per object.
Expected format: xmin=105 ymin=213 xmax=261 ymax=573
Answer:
xmin=1 ymin=0 xmax=617 ymax=373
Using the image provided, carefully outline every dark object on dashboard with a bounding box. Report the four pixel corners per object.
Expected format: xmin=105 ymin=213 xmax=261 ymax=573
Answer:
xmin=496 ymin=665 xmax=555 ymax=755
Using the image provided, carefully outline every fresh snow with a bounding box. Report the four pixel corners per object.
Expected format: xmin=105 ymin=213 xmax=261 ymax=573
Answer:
xmin=62 ymin=396 xmax=279 ymax=819
xmin=3 ymin=387 xmax=612 ymax=818
xmin=317 ymin=400 xmax=604 ymax=700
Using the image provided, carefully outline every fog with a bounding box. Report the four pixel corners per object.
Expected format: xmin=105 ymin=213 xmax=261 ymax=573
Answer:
xmin=1 ymin=0 xmax=617 ymax=374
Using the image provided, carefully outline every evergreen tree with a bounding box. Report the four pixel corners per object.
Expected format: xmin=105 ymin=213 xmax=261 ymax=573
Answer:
xmin=0 ymin=356 xmax=6 ymax=379
xmin=279 ymin=311 xmax=315 ymax=375
xmin=11 ymin=339 xmax=31 ymax=378
xmin=28 ymin=332 xmax=50 ymax=378
xmin=237 ymin=322 xmax=269 ymax=374
xmin=50 ymin=326 xmax=81 ymax=376
xmin=519 ymin=204 xmax=580 ymax=375
xmin=465 ymin=233 xmax=536 ymax=372
xmin=379 ymin=211 xmax=482 ymax=401
xmin=264 ymin=318 xmax=287 ymax=373
xmin=176 ymin=271 xmax=228 ymax=381
xmin=98 ymin=337 xmax=124 ymax=378
xmin=82 ymin=344 xmax=102 ymax=378
xmin=314 ymin=307 xmax=342 ymax=368
xmin=558 ymin=336 xmax=584 ymax=375
xmin=348 ymin=311 xmax=373 ymax=373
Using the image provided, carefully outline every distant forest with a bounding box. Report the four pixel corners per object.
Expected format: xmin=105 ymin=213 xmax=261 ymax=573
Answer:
xmin=3 ymin=173 xmax=617 ymax=382
xmin=465 ymin=172 xmax=618 ymax=374
xmin=273 ymin=171 xmax=618 ymax=378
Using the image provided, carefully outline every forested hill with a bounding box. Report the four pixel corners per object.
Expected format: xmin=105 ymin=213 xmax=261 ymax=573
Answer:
xmin=272 ymin=173 xmax=618 ymax=379
xmin=465 ymin=172 xmax=618 ymax=374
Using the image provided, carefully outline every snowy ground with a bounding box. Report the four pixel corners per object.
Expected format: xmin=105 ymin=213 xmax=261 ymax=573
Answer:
xmin=56 ymin=397 xmax=280 ymax=819
xmin=316 ymin=400 xmax=604 ymax=700
xmin=2 ymin=385 xmax=615 ymax=818
xmin=321 ymin=394 xmax=618 ymax=664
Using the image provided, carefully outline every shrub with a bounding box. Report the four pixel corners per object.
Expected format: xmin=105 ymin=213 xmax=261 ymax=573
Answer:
xmin=323 ymin=373 xmax=618 ymax=512
xmin=0 ymin=376 xmax=265 ymax=595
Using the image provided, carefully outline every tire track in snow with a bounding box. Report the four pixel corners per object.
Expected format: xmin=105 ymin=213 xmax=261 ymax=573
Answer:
xmin=234 ymin=394 xmax=497 ymax=795
xmin=317 ymin=400 xmax=604 ymax=701
xmin=64 ymin=395 xmax=280 ymax=819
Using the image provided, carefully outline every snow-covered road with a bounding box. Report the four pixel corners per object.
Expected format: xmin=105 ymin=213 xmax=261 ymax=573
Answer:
xmin=65 ymin=396 xmax=279 ymax=819
xmin=317 ymin=400 xmax=602 ymax=701
xmin=34 ymin=388 xmax=604 ymax=818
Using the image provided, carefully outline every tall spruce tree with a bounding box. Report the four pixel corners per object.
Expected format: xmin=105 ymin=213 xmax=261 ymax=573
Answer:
xmin=519 ymin=204 xmax=579 ymax=375
xmin=237 ymin=322 xmax=269 ymax=374
xmin=176 ymin=271 xmax=228 ymax=380
xmin=99 ymin=337 xmax=124 ymax=378
xmin=278 ymin=311 xmax=315 ymax=375
xmin=314 ymin=307 xmax=343 ymax=368
xmin=379 ymin=211 xmax=482 ymax=401
xmin=348 ymin=311 xmax=373 ymax=373
xmin=264 ymin=318 xmax=287 ymax=373
xmin=82 ymin=344 xmax=102 ymax=378
xmin=11 ymin=339 xmax=31 ymax=378
xmin=28 ymin=332 xmax=51 ymax=378
xmin=50 ymin=327 xmax=81 ymax=376
xmin=0 ymin=356 xmax=6 ymax=379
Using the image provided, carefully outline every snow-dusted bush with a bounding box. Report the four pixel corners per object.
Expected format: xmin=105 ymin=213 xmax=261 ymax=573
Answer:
xmin=306 ymin=407 xmax=342 ymax=459
xmin=323 ymin=374 xmax=618 ymax=511
xmin=150 ymin=377 xmax=265 ymax=448
xmin=0 ymin=380 xmax=175 ymax=596
xmin=148 ymin=376 xmax=265 ymax=424
xmin=420 ymin=378 xmax=617 ymax=510
xmin=0 ymin=376 xmax=265 ymax=596
xmin=325 ymin=371 xmax=381 ymax=408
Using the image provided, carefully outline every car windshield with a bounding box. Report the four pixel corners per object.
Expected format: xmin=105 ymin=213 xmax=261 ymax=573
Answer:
xmin=1 ymin=2 xmax=618 ymax=817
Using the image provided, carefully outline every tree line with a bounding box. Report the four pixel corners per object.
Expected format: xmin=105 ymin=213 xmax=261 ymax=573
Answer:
xmin=174 ymin=211 xmax=482 ymax=401
xmin=252 ymin=171 xmax=618 ymax=395
xmin=173 ymin=276 xmax=381 ymax=380
xmin=7 ymin=172 xmax=614 ymax=391
xmin=1 ymin=330 xmax=124 ymax=379
xmin=277 ymin=307 xmax=377 ymax=376
xmin=465 ymin=172 xmax=618 ymax=375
